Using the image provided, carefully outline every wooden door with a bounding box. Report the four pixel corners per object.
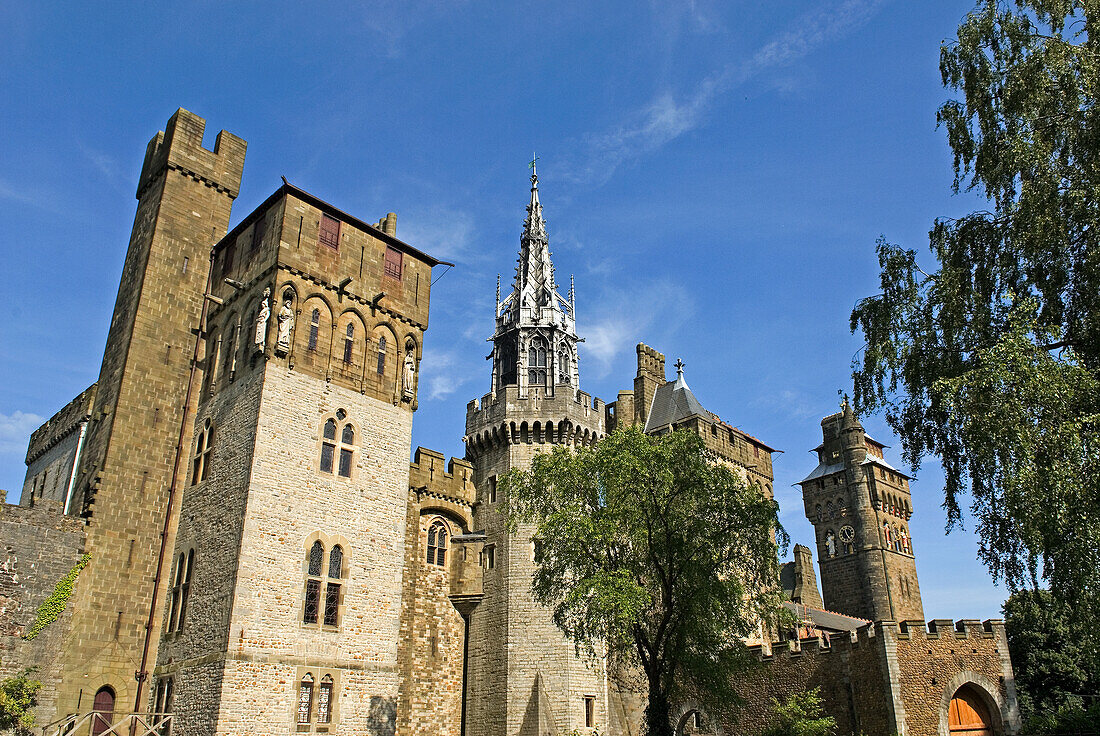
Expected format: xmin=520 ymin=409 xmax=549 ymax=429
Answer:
xmin=948 ymin=685 xmax=993 ymax=736
xmin=91 ymin=686 xmax=115 ymax=736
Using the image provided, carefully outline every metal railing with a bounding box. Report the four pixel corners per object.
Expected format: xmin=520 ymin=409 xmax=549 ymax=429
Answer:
xmin=39 ymin=712 xmax=172 ymax=736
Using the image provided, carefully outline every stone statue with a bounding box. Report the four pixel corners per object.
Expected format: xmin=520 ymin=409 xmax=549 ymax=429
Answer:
xmin=275 ymin=296 xmax=294 ymax=355
xmin=402 ymin=349 xmax=416 ymax=401
xmin=254 ymin=288 xmax=271 ymax=353
xmin=825 ymin=531 xmax=837 ymax=558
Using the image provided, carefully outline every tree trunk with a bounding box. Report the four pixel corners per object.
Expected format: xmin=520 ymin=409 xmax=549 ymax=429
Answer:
xmin=644 ymin=675 xmax=673 ymax=736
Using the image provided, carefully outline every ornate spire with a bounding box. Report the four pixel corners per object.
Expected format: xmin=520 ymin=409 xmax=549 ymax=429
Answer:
xmin=489 ymin=166 xmax=581 ymax=395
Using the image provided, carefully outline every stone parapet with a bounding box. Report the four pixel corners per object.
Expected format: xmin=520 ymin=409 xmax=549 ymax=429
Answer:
xmin=465 ymin=385 xmax=604 ymax=455
xmin=25 ymin=385 xmax=96 ymax=466
xmin=410 ymin=448 xmax=477 ymax=506
xmin=137 ymin=108 xmax=246 ymax=199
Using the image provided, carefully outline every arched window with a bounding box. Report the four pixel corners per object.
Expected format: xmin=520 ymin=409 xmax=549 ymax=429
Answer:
xmin=376 ymin=335 xmax=387 ymax=375
xmin=427 ymin=520 xmax=449 ymax=567
xmin=815 ymin=504 xmax=822 ymax=522
xmin=191 ymin=420 xmax=213 ymax=485
xmin=319 ymin=418 xmax=355 ymax=477
xmin=339 ymin=425 xmax=355 ymax=478
xmin=324 ymin=545 xmax=343 ymax=626
xmin=825 ymin=501 xmax=834 ymax=520
xmin=499 ymin=341 xmax=517 ymax=386
xmin=166 ymin=548 xmax=193 ymax=633
xmin=318 ymin=675 xmax=334 ymax=724
xmin=558 ymin=349 xmax=571 ymax=384
xmin=298 ymin=673 xmax=314 ymax=724
xmin=308 ymin=309 xmax=320 ymax=352
xmin=528 ymin=338 xmax=548 ymax=386
xmin=343 ymin=323 xmax=354 ymax=364
xmin=304 ymin=540 xmax=345 ymax=628
xmin=221 ymin=315 xmax=238 ymax=379
xmin=304 ymin=541 xmax=324 ymax=624
xmin=320 ymin=419 xmax=337 ymax=473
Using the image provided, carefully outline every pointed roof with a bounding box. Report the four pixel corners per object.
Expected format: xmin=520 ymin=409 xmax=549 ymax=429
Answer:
xmin=643 ymin=359 xmax=709 ymax=432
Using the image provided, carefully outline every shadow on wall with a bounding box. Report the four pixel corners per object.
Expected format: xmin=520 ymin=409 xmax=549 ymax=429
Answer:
xmin=369 ymin=695 xmax=396 ymax=736
xmin=520 ymin=672 xmax=558 ymax=736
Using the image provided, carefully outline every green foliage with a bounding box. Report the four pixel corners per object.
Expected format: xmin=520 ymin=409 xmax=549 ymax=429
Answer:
xmin=1020 ymin=700 xmax=1100 ymax=736
xmin=760 ymin=688 xmax=836 ymax=736
xmin=22 ymin=553 xmax=90 ymax=641
xmin=850 ymin=0 xmax=1100 ymax=615
xmin=1003 ymin=589 xmax=1100 ymax=717
xmin=501 ymin=426 xmax=787 ymax=736
xmin=0 ymin=667 xmax=41 ymax=734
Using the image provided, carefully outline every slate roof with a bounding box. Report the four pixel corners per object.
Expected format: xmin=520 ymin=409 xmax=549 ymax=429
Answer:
xmin=796 ymin=454 xmax=909 ymax=485
xmin=782 ymin=601 xmax=868 ymax=633
xmin=643 ymin=372 xmax=709 ymax=433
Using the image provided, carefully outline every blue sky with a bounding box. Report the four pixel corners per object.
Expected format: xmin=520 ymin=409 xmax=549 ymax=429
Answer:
xmin=0 ymin=1 xmax=1007 ymax=619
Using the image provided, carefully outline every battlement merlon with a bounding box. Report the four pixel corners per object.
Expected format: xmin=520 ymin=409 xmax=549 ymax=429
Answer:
xmin=464 ymin=385 xmax=605 ymax=446
xmin=137 ymin=108 xmax=246 ymax=200
xmin=894 ymin=618 xmax=1005 ymax=640
xmin=410 ymin=447 xmax=477 ymax=505
xmin=25 ymin=384 xmax=97 ymax=465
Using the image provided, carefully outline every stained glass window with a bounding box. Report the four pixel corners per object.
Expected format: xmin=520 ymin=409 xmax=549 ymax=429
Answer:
xmin=338 ymin=448 xmax=352 ymax=477
xmin=324 ymin=583 xmax=340 ymax=626
xmin=377 ymin=336 xmax=387 ymax=375
xmin=343 ymin=323 xmax=354 ymax=364
xmin=318 ymin=677 xmax=333 ymax=723
xmin=298 ymin=676 xmax=314 ymax=723
xmin=304 ymin=579 xmax=321 ymax=624
xmin=309 ymin=541 xmax=324 ymax=576
xmin=329 ymin=546 xmax=343 ymax=579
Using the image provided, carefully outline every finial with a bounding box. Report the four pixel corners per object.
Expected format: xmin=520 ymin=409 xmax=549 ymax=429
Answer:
xmin=529 ymin=153 xmax=539 ymax=185
xmin=569 ymin=274 xmax=575 ymax=308
xmin=674 ymin=359 xmax=685 ymax=377
xmin=496 ymin=274 xmax=501 ymax=306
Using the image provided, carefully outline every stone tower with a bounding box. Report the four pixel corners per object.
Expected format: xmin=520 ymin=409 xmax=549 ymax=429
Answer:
xmin=153 ymin=182 xmax=447 ymax=735
xmin=56 ymin=109 xmax=245 ymax=720
xmin=464 ymin=169 xmax=611 ymax=736
xmin=797 ymin=402 xmax=923 ymax=622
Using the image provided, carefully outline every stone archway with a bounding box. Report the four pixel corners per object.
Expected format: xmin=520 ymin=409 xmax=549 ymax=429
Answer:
xmin=937 ymin=672 xmax=1014 ymax=736
xmin=949 ymin=685 xmax=994 ymax=735
xmin=672 ymin=701 xmax=722 ymax=736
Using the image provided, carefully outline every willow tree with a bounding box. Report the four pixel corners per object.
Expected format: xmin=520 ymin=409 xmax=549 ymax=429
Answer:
xmin=501 ymin=426 xmax=786 ymax=736
xmin=851 ymin=0 xmax=1100 ymax=613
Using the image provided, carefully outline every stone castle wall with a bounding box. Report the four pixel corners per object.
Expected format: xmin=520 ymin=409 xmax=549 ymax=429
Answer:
xmin=21 ymin=385 xmax=96 ymax=508
xmin=723 ymin=619 xmax=1017 ymax=736
xmin=0 ymin=503 xmax=86 ymax=722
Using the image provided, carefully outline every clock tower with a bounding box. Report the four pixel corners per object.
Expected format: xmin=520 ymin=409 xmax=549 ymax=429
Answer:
xmin=797 ymin=401 xmax=923 ymax=622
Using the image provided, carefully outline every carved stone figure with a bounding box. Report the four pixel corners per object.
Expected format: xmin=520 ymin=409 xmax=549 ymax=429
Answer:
xmin=402 ymin=349 xmax=416 ymax=401
xmin=825 ymin=530 xmax=837 ymax=558
xmin=275 ymin=296 xmax=294 ymax=355
xmin=254 ymin=288 xmax=271 ymax=353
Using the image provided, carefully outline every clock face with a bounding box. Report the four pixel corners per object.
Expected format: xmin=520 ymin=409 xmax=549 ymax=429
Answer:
xmin=839 ymin=525 xmax=856 ymax=543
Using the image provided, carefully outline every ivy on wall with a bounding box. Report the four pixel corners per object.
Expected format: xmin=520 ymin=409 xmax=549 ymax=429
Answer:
xmin=22 ymin=553 xmax=90 ymax=641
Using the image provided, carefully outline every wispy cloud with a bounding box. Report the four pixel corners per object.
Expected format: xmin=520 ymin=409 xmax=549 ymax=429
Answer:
xmin=399 ymin=208 xmax=477 ymax=264
xmin=582 ymin=280 xmax=694 ymax=377
xmin=79 ymin=143 xmax=127 ymax=189
xmin=752 ymin=388 xmax=819 ymax=422
xmin=567 ymin=0 xmax=885 ymax=184
xmin=359 ymin=0 xmax=471 ymax=58
xmin=0 ymin=410 xmax=43 ymax=456
xmin=420 ymin=347 xmax=480 ymax=401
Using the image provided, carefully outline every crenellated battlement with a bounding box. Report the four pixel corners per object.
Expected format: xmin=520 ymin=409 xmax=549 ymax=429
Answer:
xmin=896 ymin=618 xmax=1003 ymax=640
xmin=465 ymin=384 xmax=605 ymax=456
xmin=137 ymin=108 xmax=246 ymax=200
xmin=409 ymin=447 xmax=477 ymax=505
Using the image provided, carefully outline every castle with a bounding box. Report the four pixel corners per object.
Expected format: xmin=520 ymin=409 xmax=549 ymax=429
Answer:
xmin=1 ymin=110 xmax=1020 ymax=736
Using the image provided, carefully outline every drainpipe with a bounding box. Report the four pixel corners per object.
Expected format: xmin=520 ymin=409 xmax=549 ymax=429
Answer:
xmin=63 ymin=419 xmax=89 ymax=515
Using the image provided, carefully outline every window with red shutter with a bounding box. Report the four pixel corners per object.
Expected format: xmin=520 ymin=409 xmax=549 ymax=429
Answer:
xmin=319 ymin=214 xmax=340 ymax=251
xmin=384 ymin=246 xmax=403 ymax=279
